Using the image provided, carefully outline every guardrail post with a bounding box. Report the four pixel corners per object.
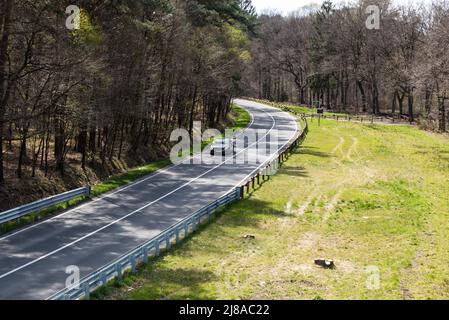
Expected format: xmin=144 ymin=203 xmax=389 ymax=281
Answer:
xmin=100 ymin=272 xmax=107 ymax=286
xmin=165 ymin=235 xmax=171 ymax=251
xmin=116 ymin=263 xmax=122 ymax=280
xmin=239 ymin=186 xmax=244 ymax=199
xmin=196 ymin=215 xmax=201 ymax=229
xmin=251 ymin=177 xmax=255 ymax=190
xmin=143 ymin=247 xmax=149 ymax=263
xmin=176 ymin=228 xmax=180 ymax=243
xmin=155 ymin=242 xmax=160 ymax=256
xmin=193 ymin=217 xmax=198 ymax=232
xmin=83 ymin=283 xmax=90 ymax=300
xmin=184 ymin=222 xmax=189 ymax=237
xmin=257 ymin=174 xmax=260 ymax=185
xmin=131 ymin=255 xmax=137 ymax=273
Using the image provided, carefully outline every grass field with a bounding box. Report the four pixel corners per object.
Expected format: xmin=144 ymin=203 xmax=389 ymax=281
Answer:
xmin=97 ymin=109 xmax=449 ymax=300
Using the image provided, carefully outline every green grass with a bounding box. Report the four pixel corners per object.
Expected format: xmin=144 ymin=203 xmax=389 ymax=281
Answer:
xmin=98 ymin=105 xmax=449 ymax=300
xmin=1 ymin=105 xmax=251 ymax=236
xmin=230 ymin=104 xmax=252 ymax=130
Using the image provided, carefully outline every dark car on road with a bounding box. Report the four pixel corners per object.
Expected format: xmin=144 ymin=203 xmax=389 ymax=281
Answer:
xmin=210 ymin=138 xmax=236 ymax=156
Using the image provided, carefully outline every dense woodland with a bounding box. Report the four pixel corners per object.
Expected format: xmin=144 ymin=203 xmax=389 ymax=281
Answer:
xmin=245 ymin=0 xmax=449 ymax=131
xmin=0 ymin=0 xmax=448 ymax=207
xmin=0 ymin=0 xmax=255 ymax=200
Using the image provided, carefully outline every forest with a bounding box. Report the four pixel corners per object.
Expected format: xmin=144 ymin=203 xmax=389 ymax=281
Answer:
xmin=245 ymin=0 xmax=449 ymax=131
xmin=0 ymin=0 xmax=448 ymax=207
xmin=0 ymin=0 xmax=256 ymax=206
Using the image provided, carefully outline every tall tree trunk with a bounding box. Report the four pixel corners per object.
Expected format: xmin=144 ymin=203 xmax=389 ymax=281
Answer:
xmin=408 ymin=89 xmax=414 ymax=122
xmin=357 ymin=80 xmax=367 ymax=113
xmin=438 ymin=97 xmax=446 ymax=132
xmin=17 ymin=128 xmax=29 ymax=179
xmin=0 ymin=0 xmax=14 ymax=184
xmin=392 ymin=91 xmax=398 ymax=114
xmin=424 ymin=86 xmax=433 ymax=117
xmin=398 ymin=91 xmax=405 ymax=115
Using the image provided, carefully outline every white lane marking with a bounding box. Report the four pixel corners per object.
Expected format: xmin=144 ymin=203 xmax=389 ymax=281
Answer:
xmin=0 ymin=107 xmax=256 ymax=242
xmin=0 ymin=104 xmax=281 ymax=280
xmin=236 ymin=105 xmax=299 ymax=187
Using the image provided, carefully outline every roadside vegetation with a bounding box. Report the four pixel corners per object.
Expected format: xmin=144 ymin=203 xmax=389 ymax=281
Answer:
xmin=229 ymin=105 xmax=252 ymax=131
xmin=97 ymin=109 xmax=449 ymax=300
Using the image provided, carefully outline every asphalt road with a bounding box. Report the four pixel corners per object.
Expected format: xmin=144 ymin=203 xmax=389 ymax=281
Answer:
xmin=0 ymin=99 xmax=299 ymax=300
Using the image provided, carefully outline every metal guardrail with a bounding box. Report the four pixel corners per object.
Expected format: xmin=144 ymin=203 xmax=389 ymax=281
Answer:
xmin=49 ymin=115 xmax=309 ymax=301
xmin=49 ymin=187 xmax=241 ymax=300
xmin=0 ymin=186 xmax=91 ymax=225
xmin=238 ymin=115 xmax=309 ymax=197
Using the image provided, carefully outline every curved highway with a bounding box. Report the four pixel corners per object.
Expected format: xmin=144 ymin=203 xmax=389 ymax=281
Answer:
xmin=0 ymin=99 xmax=299 ymax=299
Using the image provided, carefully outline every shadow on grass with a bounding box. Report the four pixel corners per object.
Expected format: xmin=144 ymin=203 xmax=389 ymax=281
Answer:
xmin=92 ymin=197 xmax=293 ymax=300
xmin=95 ymin=266 xmax=218 ymax=300
xmin=279 ymin=165 xmax=309 ymax=178
xmin=292 ymin=147 xmax=331 ymax=158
